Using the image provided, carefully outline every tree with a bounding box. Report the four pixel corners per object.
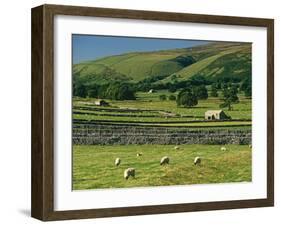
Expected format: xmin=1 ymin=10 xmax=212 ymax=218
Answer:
xmin=216 ymin=82 xmax=222 ymax=89
xmin=220 ymin=86 xmax=239 ymax=110
xmin=232 ymin=83 xmax=240 ymax=92
xmin=222 ymin=83 xmax=228 ymax=91
xmin=168 ymin=84 xmax=177 ymax=93
xmin=169 ymin=95 xmax=176 ymax=101
xmin=73 ymin=82 xmax=87 ymax=98
xmin=190 ymin=75 xmax=208 ymax=86
xmin=87 ymin=84 xmax=99 ymax=98
xmin=116 ymin=83 xmax=136 ymax=100
xmin=103 ymin=83 xmax=118 ymax=99
xmin=193 ymin=85 xmax=208 ymax=100
xmin=137 ymin=82 xmax=152 ymax=92
xmin=210 ymin=83 xmax=218 ymax=97
xmin=159 ymin=94 xmax=167 ymax=101
xmin=101 ymin=82 xmax=136 ymax=100
xmin=244 ymin=87 xmax=252 ymax=97
xmin=177 ymin=89 xmax=198 ymax=108
xmin=240 ymin=77 xmax=252 ymax=98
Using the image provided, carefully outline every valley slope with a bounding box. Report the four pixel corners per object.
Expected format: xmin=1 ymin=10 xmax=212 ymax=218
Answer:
xmin=73 ymin=42 xmax=251 ymax=85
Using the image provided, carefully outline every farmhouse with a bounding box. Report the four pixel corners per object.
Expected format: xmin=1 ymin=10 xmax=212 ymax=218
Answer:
xmin=94 ymin=99 xmax=109 ymax=106
xmin=205 ymin=110 xmax=228 ymax=120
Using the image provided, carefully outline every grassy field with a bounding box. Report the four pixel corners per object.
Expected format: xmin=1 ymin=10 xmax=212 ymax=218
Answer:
xmin=73 ymin=90 xmax=252 ymax=126
xmin=73 ymin=144 xmax=252 ymax=190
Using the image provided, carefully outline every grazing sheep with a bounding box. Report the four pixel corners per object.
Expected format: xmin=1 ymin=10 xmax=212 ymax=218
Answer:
xmin=174 ymin=146 xmax=180 ymax=150
xmin=160 ymin=156 xmax=170 ymax=165
xmin=194 ymin=156 xmax=201 ymax=165
xmin=124 ymin=168 xmax=135 ymax=180
xmin=137 ymin=153 xmax=142 ymax=157
xmin=221 ymin=147 xmax=227 ymax=151
xmin=115 ymin=158 xmax=121 ymax=166
xmin=249 ymin=144 xmax=252 ymax=148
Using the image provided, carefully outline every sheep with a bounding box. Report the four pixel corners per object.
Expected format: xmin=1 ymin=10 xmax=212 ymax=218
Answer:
xmin=249 ymin=144 xmax=252 ymax=148
xmin=174 ymin=146 xmax=180 ymax=150
xmin=160 ymin=156 xmax=170 ymax=165
xmin=115 ymin=158 xmax=121 ymax=166
xmin=221 ymin=146 xmax=227 ymax=151
xmin=194 ymin=156 xmax=201 ymax=165
xmin=124 ymin=168 xmax=135 ymax=180
xmin=137 ymin=153 xmax=142 ymax=157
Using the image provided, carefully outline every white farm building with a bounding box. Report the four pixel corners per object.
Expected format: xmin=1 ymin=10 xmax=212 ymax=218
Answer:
xmin=205 ymin=110 xmax=229 ymax=120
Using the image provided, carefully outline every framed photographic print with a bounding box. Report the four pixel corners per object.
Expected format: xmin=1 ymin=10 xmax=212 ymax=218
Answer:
xmin=31 ymin=4 xmax=274 ymax=221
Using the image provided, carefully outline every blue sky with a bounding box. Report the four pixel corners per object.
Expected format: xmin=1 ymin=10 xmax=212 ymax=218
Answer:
xmin=72 ymin=34 xmax=210 ymax=64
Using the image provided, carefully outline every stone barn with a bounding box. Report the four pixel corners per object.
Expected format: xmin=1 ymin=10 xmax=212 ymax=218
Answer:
xmin=94 ymin=99 xmax=109 ymax=106
xmin=205 ymin=110 xmax=228 ymax=120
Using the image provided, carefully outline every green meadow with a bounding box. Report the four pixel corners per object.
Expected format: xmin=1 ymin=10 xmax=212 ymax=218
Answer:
xmin=72 ymin=90 xmax=252 ymax=190
xmin=73 ymin=144 xmax=252 ymax=190
xmin=73 ymin=90 xmax=252 ymax=127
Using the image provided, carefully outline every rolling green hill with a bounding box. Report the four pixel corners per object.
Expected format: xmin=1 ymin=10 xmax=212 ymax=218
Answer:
xmin=73 ymin=42 xmax=251 ymax=86
xmin=159 ymin=46 xmax=251 ymax=83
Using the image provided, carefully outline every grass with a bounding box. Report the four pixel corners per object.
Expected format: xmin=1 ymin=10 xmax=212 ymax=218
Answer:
xmin=73 ymin=116 xmax=251 ymax=127
xmin=73 ymin=144 xmax=252 ymax=190
xmin=73 ymin=90 xmax=252 ymax=124
xmin=160 ymin=48 xmax=239 ymax=82
xmin=73 ymin=42 xmax=251 ymax=85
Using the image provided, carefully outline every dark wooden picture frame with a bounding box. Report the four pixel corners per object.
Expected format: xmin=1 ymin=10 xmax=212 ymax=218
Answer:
xmin=31 ymin=4 xmax=274 ymax=221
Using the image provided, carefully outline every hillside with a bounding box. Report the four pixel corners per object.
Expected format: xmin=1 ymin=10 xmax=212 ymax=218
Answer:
xmin=73 ymin=42 xmax=251 ymax=86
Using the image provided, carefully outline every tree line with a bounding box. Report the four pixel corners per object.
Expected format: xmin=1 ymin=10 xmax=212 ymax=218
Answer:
xmin=174 ymin=83 xmax=240 ymax=110
xmin=73 ymin=73 xmax=251 ymax=109
xmin=137 ymin=74 xmax=251 ymax=97
xmin=73 ymin=82 xmax=136 ymax=100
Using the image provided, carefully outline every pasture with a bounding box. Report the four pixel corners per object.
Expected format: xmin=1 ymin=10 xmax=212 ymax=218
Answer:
xmin=73 ymin=90 xmax=252 ymax=127
xmin=72 ymin=90 xmax=252 ymax=190
xmin=73 ymin=144 xmax=252 ymax=190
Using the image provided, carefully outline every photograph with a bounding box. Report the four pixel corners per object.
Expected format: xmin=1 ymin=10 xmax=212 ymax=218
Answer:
xmin=72 ymin=35 xmax=252 ymax=190
xmin=30 ymin=3 xmax=274 ymax=221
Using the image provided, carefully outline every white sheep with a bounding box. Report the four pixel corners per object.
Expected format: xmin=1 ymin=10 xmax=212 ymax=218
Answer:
xmin=221 ymin=146 xmax=227 ymax=151
xmin=194 ymin=156 xmax=201 ymax=165
xmin=160 ymin=156 xmax=170 ymax=165
xmin=137 ymin=153 xmax=142 ymax=157
xmin=115 ymin=158 xmax=121 ymax=166
xmin=174 ymin=146 xmax=180 ymax=150
xmin=124 ymin=168 xmax=135 ymax=180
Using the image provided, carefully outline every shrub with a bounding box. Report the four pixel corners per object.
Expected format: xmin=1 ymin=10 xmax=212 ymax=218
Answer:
xmin=159 ymin=94 xmax=167 ymax=101
xmin=193 ymin=85 xmax=208 ymax=100
xmin=210 ymin=84 xmax=218 ymax=97
xmin=169 ymin=95 xmax=176 ymax=101
xmin=177 ymin=89 xmax=198 ymax=108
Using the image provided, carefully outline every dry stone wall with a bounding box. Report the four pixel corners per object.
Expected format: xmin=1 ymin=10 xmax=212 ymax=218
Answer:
xmin=73 ymin=123 xmax=251 ymax=145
